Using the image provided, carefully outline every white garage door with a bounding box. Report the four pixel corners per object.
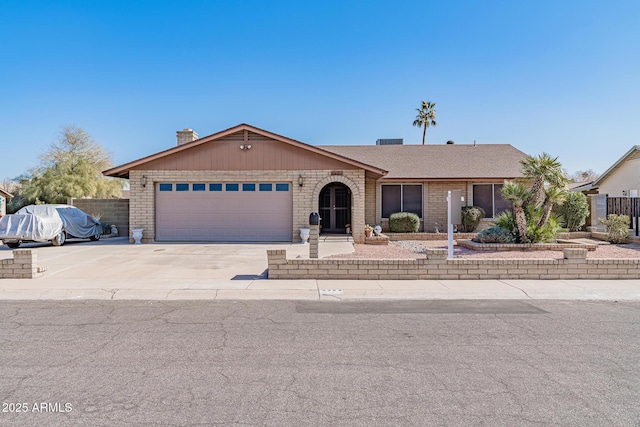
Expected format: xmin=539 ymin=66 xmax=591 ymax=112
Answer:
xmin=156 ymin=182 xmax=292 ymax=242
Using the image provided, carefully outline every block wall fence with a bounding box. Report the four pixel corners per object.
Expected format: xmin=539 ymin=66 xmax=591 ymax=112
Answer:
xmin=69 ymin=198 xmax=130 ymax=238
xmin=267 ymin=248 xmax=640 ymax=280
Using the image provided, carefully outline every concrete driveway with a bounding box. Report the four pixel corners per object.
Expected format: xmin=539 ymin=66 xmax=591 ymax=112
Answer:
xmin=0 ymin=237 xmax=355 ymax=300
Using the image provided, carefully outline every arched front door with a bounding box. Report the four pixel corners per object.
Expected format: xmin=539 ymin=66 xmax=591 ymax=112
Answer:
xmin=319 ymin=183 xmax=351 ymax=234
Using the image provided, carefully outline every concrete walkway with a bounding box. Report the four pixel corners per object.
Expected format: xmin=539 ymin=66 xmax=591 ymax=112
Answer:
xmin=1 ymin=237 xmax=639 ymax=301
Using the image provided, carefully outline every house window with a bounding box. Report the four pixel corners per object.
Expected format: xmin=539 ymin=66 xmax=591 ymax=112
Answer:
xmin=176 ymin=183 xmax=189 ymax=192
xmin=226 ymin=183 xmax=239 ymax=192
xmin=209 ymin=183 xmax=222 ymax=191
xmin=473 ymin=184 xmax=510 ymax=218
xmin=192 ymin=183 xmax=205 ymax=192
xmin=275 ymin=183 xmax=289 ymax=192
xmin=381 ymin=184 xmax=423 ymax=218
xmin=242 ymin=183 xmax=256 ymax=192
xmin=159 ymin=183 xmax=173 ymax=192
xmin=259 ymin=183 xmax=272 ymax=192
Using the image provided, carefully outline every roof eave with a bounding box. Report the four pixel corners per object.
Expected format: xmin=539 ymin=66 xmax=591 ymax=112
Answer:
xmin=592 ymin=145 xmax=640 ymax=186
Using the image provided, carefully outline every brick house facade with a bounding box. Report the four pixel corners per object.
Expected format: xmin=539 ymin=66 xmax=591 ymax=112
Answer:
xmin=104 ymin=124 xmax=527 ymax=243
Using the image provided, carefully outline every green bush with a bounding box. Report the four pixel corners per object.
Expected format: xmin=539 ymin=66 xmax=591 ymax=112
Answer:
xmin=389 ymin=212 xmax=420 ymax=233
xmin=599 ymin=214 xmax=630 ymax=243
xmin=460 ymin=206 xmax=485 ymax=232
xmin=527 ymin=215 xmax=562 ymax=243
xmin=472 ymin=226 xmax=516 ymax=243
xmin=558 ymin=192 xmax=589 ymax=231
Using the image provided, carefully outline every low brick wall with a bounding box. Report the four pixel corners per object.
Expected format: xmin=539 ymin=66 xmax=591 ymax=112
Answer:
xmin=457 ymin=239 xmax=597 ymax=251
xmin=0 ymin=249 xmax=47 ymax=279
xmin=267 ymin=248 xmax=640 ymax=280
xmin=364 ymin=234 xmax=389 ymax=245
xmin=387 ymin=232 xmax=477 ymax=241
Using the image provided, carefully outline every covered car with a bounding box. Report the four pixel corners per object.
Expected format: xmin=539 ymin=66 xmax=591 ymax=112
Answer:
xmin=0 ymin=204 xmax=102 ymax=249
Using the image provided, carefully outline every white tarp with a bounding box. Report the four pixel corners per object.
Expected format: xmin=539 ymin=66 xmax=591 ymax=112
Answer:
xmin=17 ymin=204 xmax=101 ymax=239
xmin=0 ymin=209 xmax=63 ymax=242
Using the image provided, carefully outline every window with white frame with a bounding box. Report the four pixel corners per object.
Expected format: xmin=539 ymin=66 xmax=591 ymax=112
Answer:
xmin=381 ymin=184 xmax=423 ymax=218
xmin=472 ymin=183 xmax=511 ymax=218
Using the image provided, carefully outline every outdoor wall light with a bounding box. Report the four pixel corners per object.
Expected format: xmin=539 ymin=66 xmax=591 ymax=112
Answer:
xmin=298 ymin=175 xmax=304 ymax=187
xmin=240 ymin=144 xmax=252 ymax=150
xmin=141 ymin=175 xmax=147 ymax=188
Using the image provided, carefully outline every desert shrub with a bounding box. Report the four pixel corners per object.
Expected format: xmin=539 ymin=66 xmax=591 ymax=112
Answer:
xmin=526 ymin=215 xmax=562 ymax=243
xmin=599 ymin=214 xmax=630 ymax=243
xmin=493 ymin=207 xmax=563 ymax=243
xmin=493 ymin=210 xmax=518 ymax=238
xmin=389 ymin=212 xmax=420 ymax=233
xmin=558 ymin=192 xmax=589 ymax=231
xmin=472 ymin=226 xmax=516 ymax=243
xmin=460 ymin=206 xmax=485 ymax=232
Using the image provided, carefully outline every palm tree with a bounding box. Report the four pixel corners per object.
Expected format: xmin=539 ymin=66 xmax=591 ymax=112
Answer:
xmin=539 ymin=186 xmax=567 ymax=227
xmin=520 ymin=153 xmax=567 ymax=205
xmin=501 ymin=180 xmax=529 ymax=243
xmin=412 ymin=101 xmax=437 ymax=145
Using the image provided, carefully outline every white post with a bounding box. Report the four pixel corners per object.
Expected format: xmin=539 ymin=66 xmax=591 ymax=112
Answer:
xmin=447 ymin=191 xmax=453 ymax=259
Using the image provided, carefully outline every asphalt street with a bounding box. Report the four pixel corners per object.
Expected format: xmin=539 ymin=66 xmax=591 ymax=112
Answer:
xmin=1 ymin=300 xmax=639 ymax=426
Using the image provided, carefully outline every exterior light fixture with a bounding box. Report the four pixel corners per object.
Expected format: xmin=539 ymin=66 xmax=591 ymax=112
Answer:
xmin=240 ymin=144 xmax=252 ymax=150
xmin=298 ymin=175 xmax=304 ymax=187
xmin=141 ymin=175 xmax=148 ymax=188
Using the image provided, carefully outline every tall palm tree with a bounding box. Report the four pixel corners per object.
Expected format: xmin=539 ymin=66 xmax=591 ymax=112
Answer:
xmin=412 ymin=101 xmax=437 ymax=145
xmin=520 ymin=153 xmax=567 ymax=205
xmin=501 ymin=180 xmax=529 ymax=243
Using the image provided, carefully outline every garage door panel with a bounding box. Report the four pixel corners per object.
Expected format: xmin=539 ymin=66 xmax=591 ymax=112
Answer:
xmin=156 ymin=183 xmax=292 ymax=242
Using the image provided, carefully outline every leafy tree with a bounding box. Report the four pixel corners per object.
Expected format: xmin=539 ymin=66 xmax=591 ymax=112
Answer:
xmin=566 ymin=169 xmax=599 ymax=183
xmin=18 ymin=126 xmax=123 ymax=205
xmin=412 ymin=101 xmax=437 ymax=145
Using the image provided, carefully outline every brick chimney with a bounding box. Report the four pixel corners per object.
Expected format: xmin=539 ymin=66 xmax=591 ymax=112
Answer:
xmin=176 ymin=128 xmax=199 ymax=146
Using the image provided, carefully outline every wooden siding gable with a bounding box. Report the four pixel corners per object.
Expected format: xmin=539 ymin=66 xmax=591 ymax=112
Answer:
xmin=104 ymin=124 xmax=387 ymax=178
xmin=135 ymin=130 xmax=362 ymax=171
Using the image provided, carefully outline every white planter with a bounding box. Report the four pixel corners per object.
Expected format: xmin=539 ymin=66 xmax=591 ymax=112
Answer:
xmin=131 ymin=228 xmax=144 ymax=245
xmin=299 ymin=227 xmax=310 ymax=244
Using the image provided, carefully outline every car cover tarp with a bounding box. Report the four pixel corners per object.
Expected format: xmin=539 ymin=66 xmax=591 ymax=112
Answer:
xmin=0 ymin=209 xmax=63 ymax=241
xmin=18 ymin=204 xmax=101 ymax=239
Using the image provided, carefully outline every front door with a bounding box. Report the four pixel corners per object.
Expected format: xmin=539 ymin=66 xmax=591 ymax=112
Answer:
xmin=319 ymin=183 xmax=351 ymax=233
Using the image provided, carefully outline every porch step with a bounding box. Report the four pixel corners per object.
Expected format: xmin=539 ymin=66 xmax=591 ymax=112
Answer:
xmin=320 ymin=234 xmax=353 ymax=242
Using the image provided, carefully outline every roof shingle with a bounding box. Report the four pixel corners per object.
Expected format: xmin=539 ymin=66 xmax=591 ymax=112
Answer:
xmin=319 ymin=144 xmax=528 ymax=179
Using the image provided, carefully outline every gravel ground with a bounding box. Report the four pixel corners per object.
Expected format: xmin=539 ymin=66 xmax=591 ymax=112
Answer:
xmin=328 ymin=240 xmax=640 ymax=260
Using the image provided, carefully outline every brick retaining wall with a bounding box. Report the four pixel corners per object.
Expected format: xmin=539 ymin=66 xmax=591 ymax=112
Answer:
xmin=267 ymin=248 xmax=640 ymax=280
xmin=0 ymin=249 xmax=46 ymax=279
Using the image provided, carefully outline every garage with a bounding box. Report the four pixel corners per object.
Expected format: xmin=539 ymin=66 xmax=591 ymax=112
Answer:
xmin=156 ymin=182 xmax=292 ymax=242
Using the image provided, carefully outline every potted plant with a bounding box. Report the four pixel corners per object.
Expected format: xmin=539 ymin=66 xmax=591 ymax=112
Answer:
xmin=364 ymin=224 xmax=373 ymax=237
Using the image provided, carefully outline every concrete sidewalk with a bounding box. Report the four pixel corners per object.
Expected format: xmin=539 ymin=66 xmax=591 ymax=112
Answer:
xmin=1 ymin=238 xmax=639 ymax=301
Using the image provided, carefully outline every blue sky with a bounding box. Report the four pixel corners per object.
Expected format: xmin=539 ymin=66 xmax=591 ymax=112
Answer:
xmin=1 ymin=0 xmax=639 ymax=181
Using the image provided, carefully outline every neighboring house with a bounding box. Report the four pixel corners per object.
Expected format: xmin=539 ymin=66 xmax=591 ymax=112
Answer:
xmin=0 ymin=188 xmax=13 ymax=217
xmin=104 ymin=124 xmax=527 ymax=243
xmin=573 ymin=146 xmax=640 ymax=197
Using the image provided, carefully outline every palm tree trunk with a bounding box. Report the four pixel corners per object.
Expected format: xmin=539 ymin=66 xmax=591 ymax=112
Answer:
xmin=422 ymin=126 xmax=427 ymax=145
xmin=514 ymin=205 xmax=528 ymax=243
xmin=538 ymin=200 xmax=554 ymax=227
